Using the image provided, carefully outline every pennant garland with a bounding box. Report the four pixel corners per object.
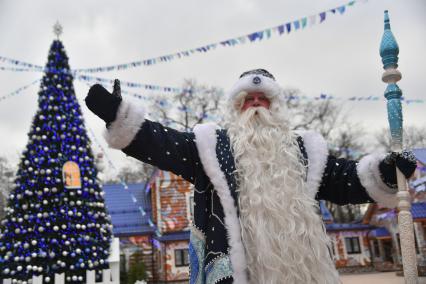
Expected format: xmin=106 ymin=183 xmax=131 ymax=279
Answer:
xmin=87 ymin=127 xmax=162 ymax=237
xmin=287 ymin=93 xmax=424 ymax=104
xmin=78 ymin=80 xmax=220 ymax=125
xmin=0 ymin=76 xmax=423 ymax=107
xmin=73 ymin=0 xmax=360 ymax=73
xmin=0 ymin=1 xmax=365 ymax=74
xmin=0 ymin=79 xmax=41 ymax=102
xmin=0 ymin=56 xmax=43 ymax=71
xmin=76 ymin=74 xmax=182 ymax=93
xmin=0 ymin=64 xmax=184 ymax=93
xmin=78 ymin=80 xmax=159 ymax=120
xmin=0 ymin=66 xmax=36 ymax=72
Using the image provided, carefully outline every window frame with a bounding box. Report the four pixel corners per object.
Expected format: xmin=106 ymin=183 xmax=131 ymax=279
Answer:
xmin=174 ymin=248 xmax=189 ymax=267
xmin=344 ymin=236 xmax=361 ymax=254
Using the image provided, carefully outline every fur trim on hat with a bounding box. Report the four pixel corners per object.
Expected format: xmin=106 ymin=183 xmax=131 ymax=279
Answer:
xmin=227 ymin=73 xmax=282 ymax=105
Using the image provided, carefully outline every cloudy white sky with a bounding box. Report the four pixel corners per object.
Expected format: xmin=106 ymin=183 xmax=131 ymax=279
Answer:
xmin=0 ymin=0 xmax=425 ymax=175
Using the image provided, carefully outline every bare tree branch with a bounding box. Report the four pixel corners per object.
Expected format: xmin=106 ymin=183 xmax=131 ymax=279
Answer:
xmin=150 ymin=79 xmax=224 ymax=131
xmin=375 ymin=125 xmax=426 ymax=152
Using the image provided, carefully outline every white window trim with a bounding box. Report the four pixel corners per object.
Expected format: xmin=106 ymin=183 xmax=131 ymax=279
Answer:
xmin=185 ymin=187 xmax=194 ymax=226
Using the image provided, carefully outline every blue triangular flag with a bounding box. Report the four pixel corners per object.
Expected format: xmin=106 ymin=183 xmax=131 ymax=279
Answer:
xmin=337 ymin=6 xmax=346 ymax=14
xmin=293 ymin=20 xmax=300 ymax=30
xmin=286 ymin=22 xmax=292 ymax=33
xmin=319 ymin=12 xmax=326 ymax=23
xmin=301 ymin=17 xmax=308 ymax=28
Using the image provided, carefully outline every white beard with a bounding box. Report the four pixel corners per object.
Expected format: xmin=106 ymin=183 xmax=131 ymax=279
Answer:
xmin=225 ymin=106 xmax=340 ymax=284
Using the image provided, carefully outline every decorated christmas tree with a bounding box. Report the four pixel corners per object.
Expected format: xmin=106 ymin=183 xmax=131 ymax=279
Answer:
xmin=0 ymin=24 xmax=113 ymax=283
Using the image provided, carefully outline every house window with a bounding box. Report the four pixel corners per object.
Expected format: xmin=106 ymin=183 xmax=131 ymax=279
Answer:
xmin=423 ymin=225 xmax=426 ymax=238
xmin=345 ymin=237 xmax=361 ymax=254
xmin=328 ymin=237 xmax=337 ymax=260
xmin=372 ymin=240 xmax=380 ymax=257
xmin=174 ymin=248 xmax=189 ymax=267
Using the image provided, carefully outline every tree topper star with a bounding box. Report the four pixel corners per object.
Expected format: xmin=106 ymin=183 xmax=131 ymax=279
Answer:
xmin=53 ymin=21 xmax=63 ymax=38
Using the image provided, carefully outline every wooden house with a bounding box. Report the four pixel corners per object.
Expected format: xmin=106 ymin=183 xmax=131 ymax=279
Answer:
xmin=102 ymin=146 xmax=426 ymax=281
xmin=362 ymin=202 xmax=426 ymax=273
xmin=361 ymin=148 xmax=426 ymax=273
xmin=102 ymin=183 xmax=156 ymax=282
xmin=319 ymin=201 xmax=375 ymax=270
xmin=149 ymin=171 xmax=193 ymax=283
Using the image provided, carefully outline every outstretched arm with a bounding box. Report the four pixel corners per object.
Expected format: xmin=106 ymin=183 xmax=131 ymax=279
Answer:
xmin=317 ymin=151 xmax=416 ymax=208
xmin=86 ymin=80 xmax=202 ymax=183
xmin=317 ymin=155 xmax=374 ymax=205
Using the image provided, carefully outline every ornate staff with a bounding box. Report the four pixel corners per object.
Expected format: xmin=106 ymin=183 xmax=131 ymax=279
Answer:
xmin=379 ymin=10 xmax=418 ymax=283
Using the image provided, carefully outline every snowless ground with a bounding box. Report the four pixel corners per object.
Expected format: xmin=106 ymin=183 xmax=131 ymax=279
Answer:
xmin=340 ymin=272 xmax=426 ymax=284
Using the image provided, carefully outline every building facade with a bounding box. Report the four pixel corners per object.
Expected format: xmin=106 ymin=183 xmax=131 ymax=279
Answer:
xmin=103 ymin=148 xmax=426 ymax=281
xmin=150 ymin=171 xmax=193 ymax=283
xmin=102 ymin=183 xmax=156 ymax=282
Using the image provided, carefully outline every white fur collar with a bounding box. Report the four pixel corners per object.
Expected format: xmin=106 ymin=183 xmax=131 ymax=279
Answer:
xmin=193 ymin=123 xmax=249 ymax=284
xmin=296 ymin=130 xmax=329 ymax=199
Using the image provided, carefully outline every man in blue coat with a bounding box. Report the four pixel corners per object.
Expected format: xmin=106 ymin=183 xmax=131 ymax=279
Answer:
xmin=86 ymin=69 xmax=416 ymax=284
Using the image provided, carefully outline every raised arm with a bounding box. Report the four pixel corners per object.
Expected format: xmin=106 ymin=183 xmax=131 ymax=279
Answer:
xmin=85 ymin=80 xmax=202 ymax=183
xmin=317 ymin=151 xmax=416 ymax=208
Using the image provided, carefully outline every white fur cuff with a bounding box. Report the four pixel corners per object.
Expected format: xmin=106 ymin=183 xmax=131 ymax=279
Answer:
xmin=357 ymin=153 xmax=398 ymax=208
xmin=103 ymin=100 xmax=146 ymax=150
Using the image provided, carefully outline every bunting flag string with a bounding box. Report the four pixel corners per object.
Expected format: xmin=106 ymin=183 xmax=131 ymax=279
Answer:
xmin=0 ymin=1 xmax=366 ymax=75
xmin=79 ymin=80 xmax=154 ymax=102
xmin=78 ymin=80 xmax=212 ymax=127
xmin=69 ymin=0 xmax=363 ymax=73
xmin=75 ymin=74 xmax=182 ymax=93
xmin=0 ymin=79 xmax=41 ymax=102
xmin=0 ymin=64 xmax=74 ymax=75
xmin=78 ymin=80 xmax=159 ymax=120
xmin=0 ymin=65 xmax=75 ymax=76
xmin=13 ymin=69 xmax=422 ymax=104
xmin=287 ymin=93 xmax=424 ymax=104
xmin=0 ymin=56 xmax=44 ymax=71
xmin=78 ymin=80 xmax=220 ymax=128
xmin=76 ymin=78 xmax=424 ymax=110
xmin=117 ymin=85 xmax=425 ymax=106
xmin=0 ymin=66 xmax=36 ymax=72
xmin=87 ymin=127 xmax=162 ymax=237
xmin=0 ymin=65 xmax=183 ymax=94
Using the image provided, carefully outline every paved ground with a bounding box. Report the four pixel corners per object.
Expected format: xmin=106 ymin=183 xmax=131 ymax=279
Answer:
xmin=340 ymin=272 xmax=426 ymax=284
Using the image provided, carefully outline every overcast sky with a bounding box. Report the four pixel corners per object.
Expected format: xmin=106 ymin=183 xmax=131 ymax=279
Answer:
xmin=0 ymin=0 xmax=425 ymax=175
